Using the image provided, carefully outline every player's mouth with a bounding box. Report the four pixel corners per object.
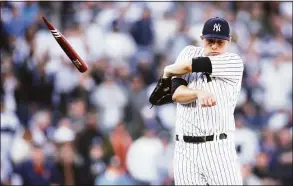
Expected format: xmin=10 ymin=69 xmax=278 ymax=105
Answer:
xmin=210 ymin=52 xmax=220 ymax=56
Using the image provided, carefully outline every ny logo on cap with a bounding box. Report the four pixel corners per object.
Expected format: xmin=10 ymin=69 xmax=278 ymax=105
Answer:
xmin=213 ymin=23 xmax=221 ymax=32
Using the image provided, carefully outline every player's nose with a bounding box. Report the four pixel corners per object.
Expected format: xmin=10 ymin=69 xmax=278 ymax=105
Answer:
xmin=211 ymin=43 xmax=218 ymax=49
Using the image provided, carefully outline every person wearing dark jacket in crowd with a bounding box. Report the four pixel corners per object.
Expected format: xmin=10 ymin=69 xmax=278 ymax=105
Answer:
xmin=14 ymin=143 xmax=59 ymax=186
xmin=130 ymin=7 xmax=154 ymax=48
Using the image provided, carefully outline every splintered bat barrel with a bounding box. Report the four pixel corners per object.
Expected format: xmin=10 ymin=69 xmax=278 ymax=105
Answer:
xmin=42 ymin=16 xmax=88 ymax=73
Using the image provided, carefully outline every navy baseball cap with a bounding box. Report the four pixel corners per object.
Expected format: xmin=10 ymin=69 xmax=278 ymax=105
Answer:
xmin=202 ymin=17 xmax=230 ymax=40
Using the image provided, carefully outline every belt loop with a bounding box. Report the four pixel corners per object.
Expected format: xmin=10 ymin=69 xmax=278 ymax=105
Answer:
xmin=214 ymin=132 xmax=218 ymax=141
xmin=175 ymin=134 xmax=183 ymax=142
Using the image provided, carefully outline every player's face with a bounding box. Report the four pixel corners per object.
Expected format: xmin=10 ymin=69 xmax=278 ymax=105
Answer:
xmin=202 ymin=37 xmax=230 ymax=56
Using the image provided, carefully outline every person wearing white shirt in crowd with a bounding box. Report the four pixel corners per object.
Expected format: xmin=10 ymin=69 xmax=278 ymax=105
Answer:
xmin=104 ymin=19 xmax=136 ymax=68
xmin=90 ymin=72 xmax=128 ymax=134
xmin=234 ymin=115 xmax=260 ymax=165
xmin=0 ymin=95 xmax=21 ymax=185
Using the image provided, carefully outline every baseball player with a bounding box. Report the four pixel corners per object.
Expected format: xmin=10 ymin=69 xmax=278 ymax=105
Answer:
xmin=163 ymin=17 xmax=244 ymax=185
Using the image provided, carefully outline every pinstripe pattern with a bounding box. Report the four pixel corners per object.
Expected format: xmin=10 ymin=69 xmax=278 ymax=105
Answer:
xmin=173 ymin=45 xmax=243 ymax=185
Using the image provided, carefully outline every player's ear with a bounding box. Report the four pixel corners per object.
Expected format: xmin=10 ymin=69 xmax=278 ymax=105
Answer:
xmin=228 ymin=36 xmax=232 ymax=43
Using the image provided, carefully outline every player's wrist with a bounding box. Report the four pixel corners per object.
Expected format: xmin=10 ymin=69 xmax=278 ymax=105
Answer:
xmin=163 ymin=66 xmax=172 ymax=78
xmin=162 ymin=72 xmax=170 ymax=79
xmin=181 ymin=59 xmax=193 ymax=73
xmin=193 ymin=89 xmax=200 ymax=99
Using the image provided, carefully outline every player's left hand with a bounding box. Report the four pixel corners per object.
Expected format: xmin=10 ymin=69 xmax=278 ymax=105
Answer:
xmin=201 ymin=96 xmax=216 ymax=107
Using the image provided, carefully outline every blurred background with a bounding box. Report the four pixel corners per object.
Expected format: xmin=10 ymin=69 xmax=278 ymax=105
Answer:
xmin=0 ymin=1 xmax=292 ymax=186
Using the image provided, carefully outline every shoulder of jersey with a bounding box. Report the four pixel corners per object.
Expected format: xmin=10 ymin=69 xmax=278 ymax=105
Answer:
xmin=220 ymin=52 xmax=243 ymax=60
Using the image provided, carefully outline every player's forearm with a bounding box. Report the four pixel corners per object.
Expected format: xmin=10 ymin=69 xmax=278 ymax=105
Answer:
xmin=163 ymin=61 xmax=192 ymax=78
xmin=163 ymin=57 xmax=212 ymax=78
xmin=172 ymin=85 xmax=199 ymax=104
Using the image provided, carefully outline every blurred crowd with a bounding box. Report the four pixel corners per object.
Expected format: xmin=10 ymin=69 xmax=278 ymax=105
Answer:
xmin=0 ymin=1 xmax=292 ymax=186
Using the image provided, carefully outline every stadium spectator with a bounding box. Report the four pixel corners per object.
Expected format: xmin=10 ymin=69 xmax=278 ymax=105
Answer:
xmin=13 ymin=143 xmax=59 ymax=186
xmin=95 ymin=155 xmax=136 ymax=185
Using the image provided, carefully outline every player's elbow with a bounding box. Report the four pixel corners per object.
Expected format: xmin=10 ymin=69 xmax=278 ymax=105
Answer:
xmin=183 ymin=62 xmax=192 ymax=72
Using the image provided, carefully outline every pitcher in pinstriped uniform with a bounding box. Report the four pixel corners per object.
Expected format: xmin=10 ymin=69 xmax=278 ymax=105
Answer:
xmin=162 ymin=17 xmax=244 ymax=185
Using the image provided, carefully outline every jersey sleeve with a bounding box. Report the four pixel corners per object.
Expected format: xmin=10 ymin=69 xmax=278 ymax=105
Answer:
xmin=173 ymin=45 xmax=199 ymax=81
xmin=208 ymin=53 xmax=244 ymax=84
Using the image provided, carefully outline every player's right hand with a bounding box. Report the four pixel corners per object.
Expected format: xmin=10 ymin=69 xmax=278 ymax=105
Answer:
xmin=196 ymin=90 xmax=216 ymax=107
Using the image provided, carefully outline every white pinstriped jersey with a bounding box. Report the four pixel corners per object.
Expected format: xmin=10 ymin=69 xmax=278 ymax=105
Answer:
xmin=175 ymin=45 xmax=244 ymax=136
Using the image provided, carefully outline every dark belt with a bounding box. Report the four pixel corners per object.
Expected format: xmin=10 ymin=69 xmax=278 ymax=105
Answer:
xmin=176 ymin=133 xmax=227 ymax=143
